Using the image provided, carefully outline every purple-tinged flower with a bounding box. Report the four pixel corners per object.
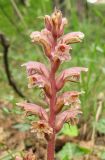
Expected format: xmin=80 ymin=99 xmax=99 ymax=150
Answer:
xmin=56 ymin=67 xmax=88 ymax=90
xmin=59 ymin=32 xmax=85 ymax=44
xmin=31 ymin=120 xmax=53 ymax=140
xmin=52 ymin=43 xmax=72 ymax=62
xmin=30 ymin=29 xmax=54 ymax=58
xmin=16 ymin=102 xmax=48 ymax=121
xmin=55 ymin=105 xmax=82 ymax=132
xmin=56 ymin=91 xmax=83 ymax=113
xmin=22 ymin=61 xmax=49 ymax=78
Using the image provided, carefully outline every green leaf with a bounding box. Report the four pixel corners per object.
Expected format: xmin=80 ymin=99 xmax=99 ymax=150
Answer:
xmin=100 ymin=151 xmax=105 ymax=160
xmin=0 ymin=150 xmax=19 ymax=160
xmin=13 ymin=123 xmax=30 ymax=132
xmin=26 ymin=115 xmax=38 ymax=121
xmin=12 ymin=107 xmax=24 ymax=115
xmin=95 ymin=119 xmax=105 ymax=134
xmin=2 ymin=107 xmax=10 ymax=114
xmin=59 ymin=123 xmax=79 ymax=137
xmin=57 ymin=143 xmax=91 ymax=160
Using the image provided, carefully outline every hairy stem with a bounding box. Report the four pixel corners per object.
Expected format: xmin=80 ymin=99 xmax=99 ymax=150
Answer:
xmin=47 ymin=63 xmax=57 ymax=160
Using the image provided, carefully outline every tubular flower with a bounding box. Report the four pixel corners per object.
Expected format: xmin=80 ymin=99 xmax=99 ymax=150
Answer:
xmin=31 ymin=120 xmax=53 ymax=140
xmin=30 ymin=29 xmax=54 ymax=58
xmin=55 ymin=106 xmax=82 ymax=132
xmin=56 ymin=91 xmax=83 ymax=113
xmin=56 ymin=67 xmax=88 ymax=90
xmin=45 ymin=9 xmax=68 ymax=38
xmin=59 ymin=32 xmax=85 ymax=44
xmin=22 ymin=61 xmax=49 ymax=78
xmin=22 ymin=61 xmax=51 ymax=96
xmin=52 ymin=43 xmax=72 ymax=62
xmin=16 ymin=102 xmax=48 ymax=121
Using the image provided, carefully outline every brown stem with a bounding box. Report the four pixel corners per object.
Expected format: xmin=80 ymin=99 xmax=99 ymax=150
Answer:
xmin=0 ymin=33 xmax=27 ymax=99
xmin=47 ymin=62 xmax=57 ymax=160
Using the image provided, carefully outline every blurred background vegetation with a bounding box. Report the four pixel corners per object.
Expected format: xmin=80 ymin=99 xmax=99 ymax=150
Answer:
xmin=0 ymin=0 xmax=105 ymax=160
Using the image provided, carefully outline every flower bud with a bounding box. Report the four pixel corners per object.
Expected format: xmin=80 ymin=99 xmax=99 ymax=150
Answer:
xmin=44 ymin=9 xmax=68 ymax=38
xmin=51 ymin=9 xmax=62 ymax=28
xmin=45 ymin=15 xmax=52 ymax=31
xmin=59 ymin=18 xmax=68 ymax=36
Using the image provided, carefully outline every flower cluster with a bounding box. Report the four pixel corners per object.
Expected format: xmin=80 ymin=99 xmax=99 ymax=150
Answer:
xmin=17 ymin=8 xmax=88 ymax=160
xmin=31 ymin=120 xmax=53 ymax=140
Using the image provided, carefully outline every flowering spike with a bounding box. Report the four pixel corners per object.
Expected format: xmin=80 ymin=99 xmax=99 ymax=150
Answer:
xmin=56 ymin=67 xmax=88 ymax=90
xmin=16 ymin=102 xmax=48 ymax=121
xmin=17 ymin=8 xmax=88 ymax=160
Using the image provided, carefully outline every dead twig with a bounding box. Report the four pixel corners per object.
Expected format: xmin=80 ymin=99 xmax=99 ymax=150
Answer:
xmin=91 ymin=93 xmax=104 ymax=145
xmin=0 ymin=33 xmax=27 ymax=99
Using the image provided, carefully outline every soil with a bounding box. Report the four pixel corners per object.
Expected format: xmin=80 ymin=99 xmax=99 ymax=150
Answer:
xmin=0 ymin=101 xmax=104 ymax=160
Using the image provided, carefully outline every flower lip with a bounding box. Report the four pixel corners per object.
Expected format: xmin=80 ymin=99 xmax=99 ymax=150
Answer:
xmin=78 ymin=32 xmax=85 ymax=39
xmin=28 ymin=74 xmax=45 ymax=88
